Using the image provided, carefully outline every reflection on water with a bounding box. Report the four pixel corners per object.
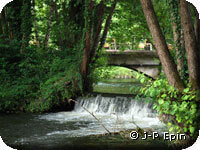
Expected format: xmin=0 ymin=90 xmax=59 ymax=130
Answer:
xmin=93 ymin=79 xmax=141 ymax=94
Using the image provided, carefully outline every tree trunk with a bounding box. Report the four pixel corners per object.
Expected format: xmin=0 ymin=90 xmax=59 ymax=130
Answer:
xmin=0 ymin=12 xmax=4 ymax=35
xmin=170 ymin=4 xmax=185 ymax=77
xmin=89 ymin=1 xmax=106 ymax=62
xmin=0 ymin=9 xmax=6 ymax=35
xmin=53 ymin=0 xmax=63 ymax=47
xmin=20 ymin=0 xmax=32 ymax=53
xmin=81 ymin=0 xmax=117 ymax=92
xmin=81 ymin=0 xmax=94 ymax=92
xmin=180 ymin=0 xmax=200 ymax=90
xmin=82 ymin=30 xmax=91 ymax=92
xmin=32 ymin=0 xmax=40 ymax=47
xmin=8 ymin=0 xmax=23 ymax=41
xmin=194 ymin=6 xmax=200 ymax=49
xmin=43 ymin=2 xmax=54 ymax=49
xmin=140 ymin=0 xmax=185 ymax=91
xmin=172 ymin=19 xmax=184 ymax=75
xmin=98 ymin=0 xmax=117 ymax=51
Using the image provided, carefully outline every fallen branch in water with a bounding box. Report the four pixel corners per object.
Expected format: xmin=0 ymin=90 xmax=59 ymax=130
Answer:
xmin=131 ymin=116 xmax=145 ymax=136
xmin=68 ymin=99 xmax=111 ymax=134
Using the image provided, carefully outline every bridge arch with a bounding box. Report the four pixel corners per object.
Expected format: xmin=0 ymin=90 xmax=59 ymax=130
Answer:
xmin=104 ymin=50 xmax=161 ymax=79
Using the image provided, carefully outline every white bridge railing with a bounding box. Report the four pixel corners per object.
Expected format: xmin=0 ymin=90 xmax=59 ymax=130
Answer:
xmin=104 ymin=42 xmax=153 ymax=51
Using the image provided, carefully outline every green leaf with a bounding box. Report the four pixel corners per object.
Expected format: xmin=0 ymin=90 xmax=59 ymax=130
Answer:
xmin=190 ymin=109 xmax=197 ymax=114
xmin=161 ymin=94 xmax=167 ymax=98
xmin=177 ymin=118 xmax=182 ymax=123
xmin=181 ymin=101 xmax=188 ymax=108
xmin=169 ymin=127 xmax=174 ymax=132
xmin=184 ymin=127 xmax=188 ymax=132
xmin=140 ymin=78 xmax=145 ymax=84
xmin=168 ymin=122 xmax=172 ymax=126
xmin=156 ymin=105 xmax=161 ymax=111
xmin=175 ymin=125 xmax=179 ymax=130
xmin=183 ymin=88 xmax=189 ymax=93
xmin=158 ymin=99 xmax=164 ymax=104
xmin=182 ymin=95 xmax=190 ymax=100
xmin=191 ymin=104 xmax=197 ymax=109
xmin=170 ymin=110 xmax=175 ymax=115
xmin=189 ymin=126 xmax=195 ymax=134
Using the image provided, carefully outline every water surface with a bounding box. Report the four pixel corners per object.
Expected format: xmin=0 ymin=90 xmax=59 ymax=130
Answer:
xmin=93 ymin=79 xmax=141 ymax=94
xmin=0 ymin=80 xmax=170 ymax=150
xmin=0 ymin=95 xmax=169 ymax=150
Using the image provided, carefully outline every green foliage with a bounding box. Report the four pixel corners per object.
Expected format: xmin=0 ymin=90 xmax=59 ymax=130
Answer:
xmin=109 ymin=0 xmax=147 ymax=47
xmin=27 ymin=52 xmax=82 ymax=112
xmin=166 ymin=0 xmax=187 ymax=80
xmin=134 ymin=73 xmax=200 ymax=138
xmin=0 ymin=0 xmax=85 ymax=113
xmin=109 ymin=0 xmax=173 ymax=48
xmin=93 ymin=66 xmax=137 ymax=81
xmin=20 ymin=0 xmax=33 ymax=48
xmin=28 ymin=69 xmax=81 ymax=112
xmin=0 ymin=45 xmax=82 ymax=112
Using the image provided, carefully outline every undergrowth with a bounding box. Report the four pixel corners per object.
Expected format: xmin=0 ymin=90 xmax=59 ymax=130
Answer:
xmin=132 ymin=73 xmax=200 ymax=140
xmin=0 ymin=45 xmax=82 ymax=113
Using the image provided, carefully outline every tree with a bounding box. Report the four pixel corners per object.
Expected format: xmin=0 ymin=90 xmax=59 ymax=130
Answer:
xmin=140 ymin=0 xmax=185 ymax=91
xmin=20 ymin=0 xmax=32 ymax=53
xmin=0 ymin=0 xmax=32 ymax=54
xmin=98 ymin=0 xmax=117 ymax=51
xmin=193 ymin=6 xmax=200 ymax=51
xmin=169 ymin=0 xmax=185 ymax=78
xmin=43 ymin=1 xmax=55 ymax=49
xmin=0 ymin=9 xmax=9 ymax=37
xmin=138 ymin=0 xmax=200 ymax=143
xmin=106 ymin=0 xmax=173 ymax=50
xmin=81 ymin=0 xmax=117 ymax=92
xmin=32 ymin=0 xmax=40 ymax=47
xmin=180 ymin=0 xmax=200 ymax=90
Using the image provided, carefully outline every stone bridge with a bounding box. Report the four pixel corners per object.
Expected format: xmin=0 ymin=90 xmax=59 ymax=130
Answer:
xmin=105 ymin=50 xmax=161 ymax=78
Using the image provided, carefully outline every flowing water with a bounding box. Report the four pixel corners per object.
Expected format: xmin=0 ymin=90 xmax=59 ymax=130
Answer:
xmin=0 ymin=80 xmax=169 ymax=150
xmin=40 ymin=95 xmax=164 ymax=136
xmin=93 ymin=78 xmax=141 ymax=94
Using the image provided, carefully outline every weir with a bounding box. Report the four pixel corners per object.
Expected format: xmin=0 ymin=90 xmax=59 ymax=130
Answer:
xmin=75 ymin=95 xmax=156 ymax=118
xmin=40 ymin=95 xmax=165 ymax=137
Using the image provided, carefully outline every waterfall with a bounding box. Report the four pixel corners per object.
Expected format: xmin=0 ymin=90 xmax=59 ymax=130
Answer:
xmin=74 ymin=95 xmax=157 ymax=118
xmin=39 ymin=94 xmax=165 ymax=137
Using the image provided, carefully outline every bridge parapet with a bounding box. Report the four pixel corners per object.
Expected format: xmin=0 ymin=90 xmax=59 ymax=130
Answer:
xmin=105 ymin=50 xmax=158 ymax=57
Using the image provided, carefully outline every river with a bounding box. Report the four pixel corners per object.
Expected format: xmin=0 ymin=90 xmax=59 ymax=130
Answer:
xmin=0 ymin=79 xmax=172 ymax=150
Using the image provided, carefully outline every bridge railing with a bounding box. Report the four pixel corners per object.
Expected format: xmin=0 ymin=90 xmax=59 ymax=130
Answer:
xmin=104 ymin=42 xmax=153 ymax=51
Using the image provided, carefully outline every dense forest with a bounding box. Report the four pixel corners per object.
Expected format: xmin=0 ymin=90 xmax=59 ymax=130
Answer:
xmin=0 ymin=0 xmax=200 ymax=147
